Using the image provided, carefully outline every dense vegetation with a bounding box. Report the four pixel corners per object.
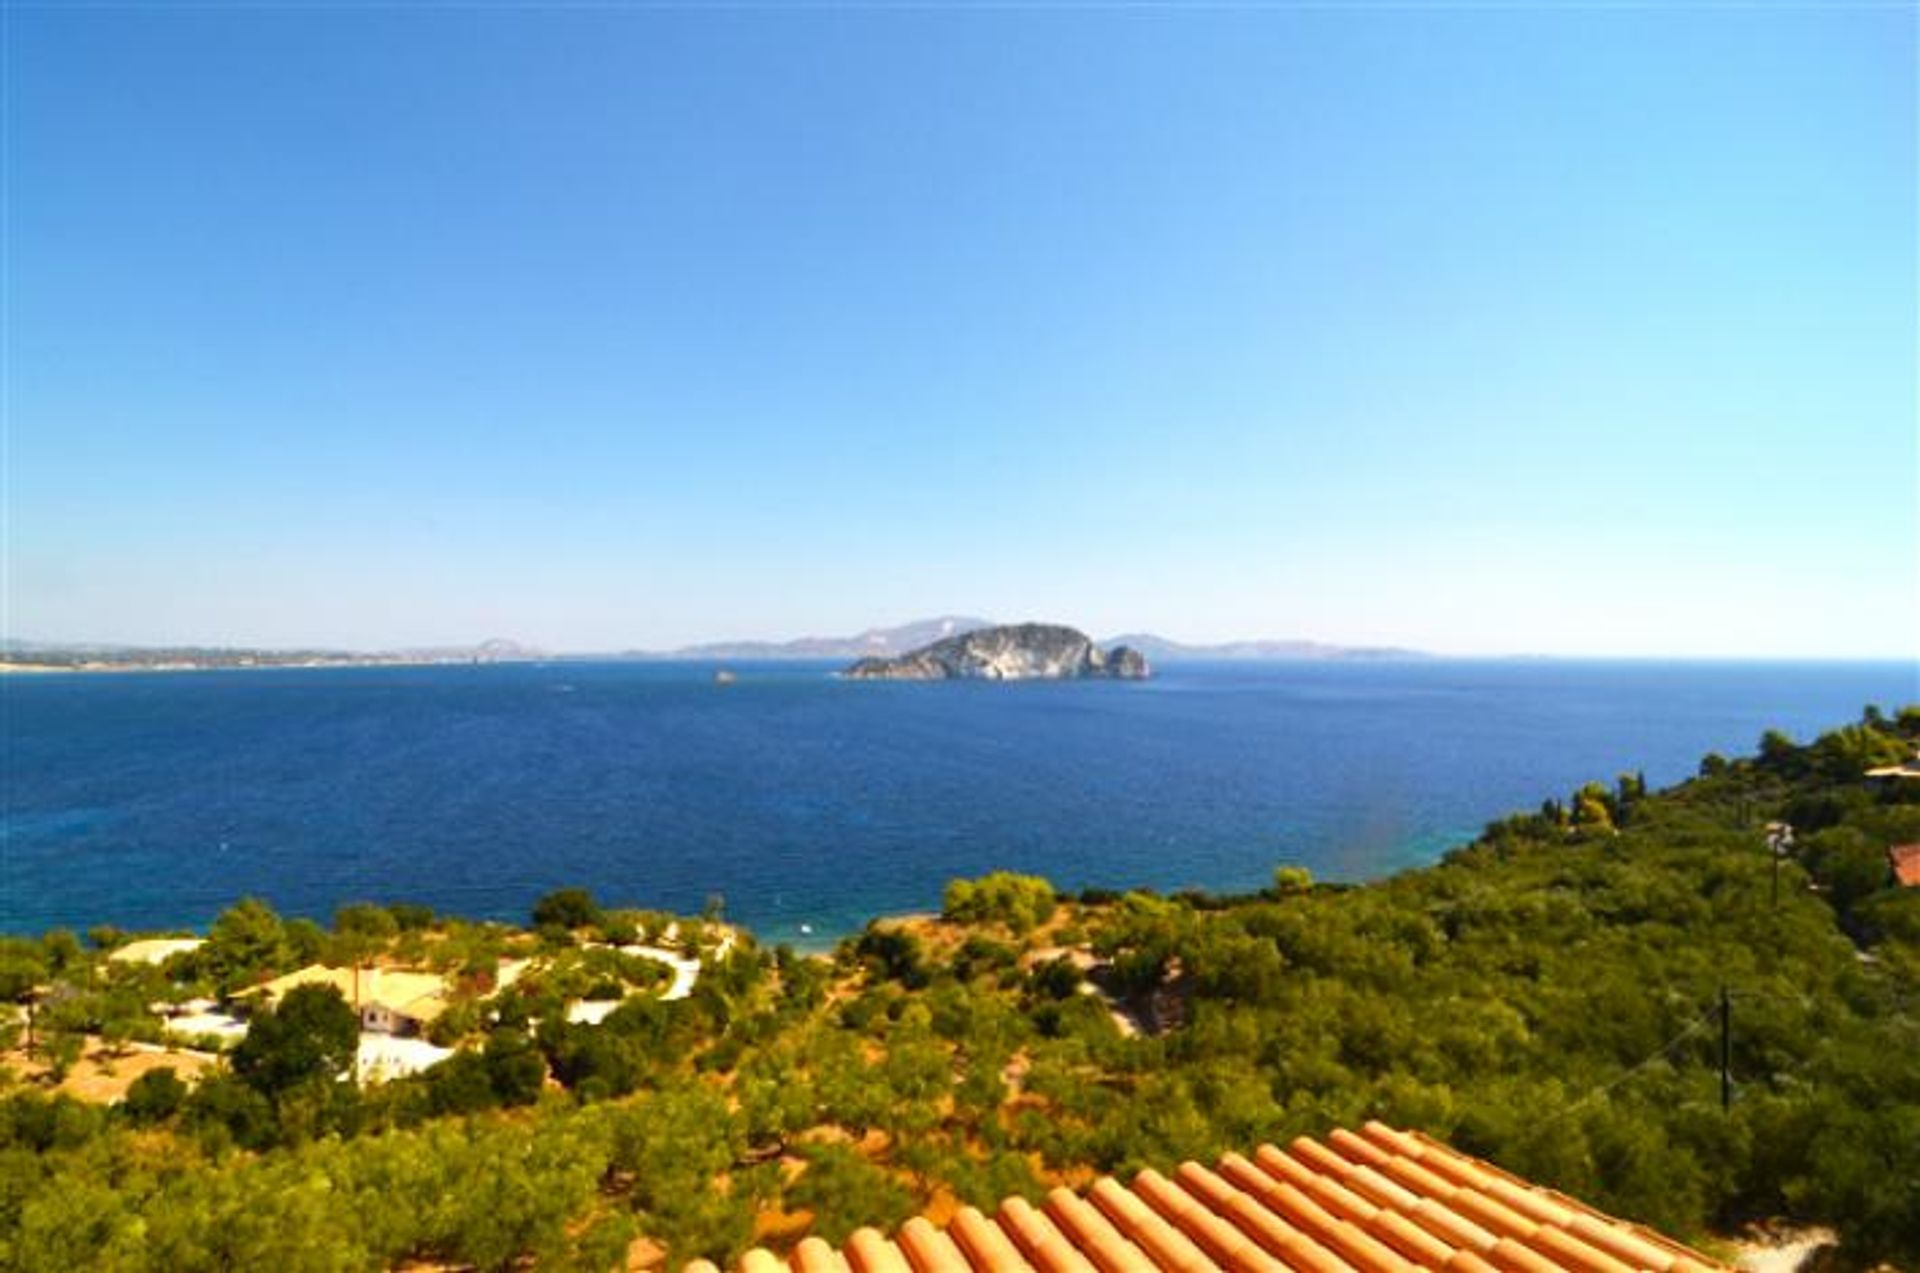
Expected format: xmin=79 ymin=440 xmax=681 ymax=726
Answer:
xmin=2 ymin=708 xmax=1918 ymax=1270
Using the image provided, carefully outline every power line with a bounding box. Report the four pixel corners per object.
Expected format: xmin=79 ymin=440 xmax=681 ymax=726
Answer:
xmin=1537 ymin=1005 xmax=1720 ymax=1129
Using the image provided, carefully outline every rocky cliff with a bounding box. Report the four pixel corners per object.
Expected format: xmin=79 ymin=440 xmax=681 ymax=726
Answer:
xmin=843 ymin=624 xmax=1150 ymax=681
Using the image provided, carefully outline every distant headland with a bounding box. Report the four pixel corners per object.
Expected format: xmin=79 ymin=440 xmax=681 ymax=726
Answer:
xmin=0 ymin=638 xmax=543 ymax=674
xmin=637 ymin=616 xmax=1423 ymax=662
xmin=842 ymin=623 xmax=1150 ymax=681
xmin=0 ymin=617 xmax=1423 ymax=674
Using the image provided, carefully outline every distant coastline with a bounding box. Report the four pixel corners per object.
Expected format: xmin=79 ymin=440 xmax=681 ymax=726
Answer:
xmin=0 ymin=655 xmax=535 ymax=675
xmin=8 ymin=615 xmax=1901 ymax=675
xmin=0 ymin=639 xmax=544 ymax=675
xmin=3 ymin=615 xmax=1426 ymax=674
xmin=6 ymin=650 xmax=1908 ymax=676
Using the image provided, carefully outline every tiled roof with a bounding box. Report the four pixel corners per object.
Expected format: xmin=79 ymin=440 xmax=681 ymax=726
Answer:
xmin=686 ymin=1122 xmax=1729 ymax=1273
xmin=239 ymin=964 xmax=452 ymax=1022
xmin=1891 ymin=843 xmax=1920 ymax=888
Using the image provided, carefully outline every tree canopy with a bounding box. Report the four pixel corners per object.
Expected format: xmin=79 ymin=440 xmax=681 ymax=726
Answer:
xmin=231 ymin=984 xmax=359 ymax=1096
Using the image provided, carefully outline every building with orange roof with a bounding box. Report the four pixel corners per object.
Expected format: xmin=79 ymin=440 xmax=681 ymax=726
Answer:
xmin=1889 ymin=843 xmax=1920 ymax=888
xmin=236 ymin=963 xmax=451 ymax=1037
xmin=684 ymin=1122 xmax=1730 ymax=1273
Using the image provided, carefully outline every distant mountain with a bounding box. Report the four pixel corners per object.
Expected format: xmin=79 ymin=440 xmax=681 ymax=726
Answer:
xmin=393 ymin=638 xmax=545 ymax=663
xmin=628 ymin=619 xmax=1420 ymax=662
xmin=1102 ymin=633 xmax=1425 ymax=661
xmin=642 ymin=616 xmax=994 ymax=661
xmin=5 ymin=625 xmax=1421 ymax=669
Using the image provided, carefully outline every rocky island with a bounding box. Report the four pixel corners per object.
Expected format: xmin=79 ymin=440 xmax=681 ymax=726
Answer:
xmin=842 ymin=623 xmax=1149 ymax=681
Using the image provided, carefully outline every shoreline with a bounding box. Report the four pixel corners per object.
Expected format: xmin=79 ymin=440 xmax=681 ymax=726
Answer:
xmin=0 ymin=657 xmax=545 ymax=676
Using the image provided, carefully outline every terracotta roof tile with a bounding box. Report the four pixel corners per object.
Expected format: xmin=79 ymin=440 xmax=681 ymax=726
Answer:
xmin=1227 ymin=1155 xmax=1419 ymax=1273
xmin=848 ymin=1228 xmax=915 ymax=1273
xmin=950 ymin=1206 xmax=1036 ymax=1273
xmin=1442 ymin=1251 xmax=1502 ymax=1273
xmin=742 ymin=1249 xmax=788 ymax=1273
xmin=1371 ymin=1156 xmax=1463 ymax=1205
xmin=1174 ymin=1161 xmax=1355 ymax=1273
xmin=1479 ymin=1182 xmax=1574 ymax=1232
xmin=1288 ymin=1138 xmax=1362 ymax=1180
xmin=1048 ymin=1185 xmax=1166 ymax=1273
xmin=1269 ymin=1147 xmax=1383 ymax=1228
xmin=795 ymin=1236 xmax=852 ymax=1273
xmin=1444 ymin=1191 xmax=1541 ymax=1246
xmin=693 ymin=1127 xmax=1731 ymax=1273
xmin=1001 ymin=1195 xmax=1103 ymax=1273
xmin=1343 ymin=1167 xmax=1422 ymax=1215
xmin=1486 ymin=1238 xmax=1564 ymax=1273
xmin=1358 ymin=1123 xmax=1427 ymax=1159
xmin=1407 ymin=1136 xmax=1548 ymax=1201
xmin=1363 ymin=1209 xmax=1457 ymax=1267
xmin=1411 ymin=1152 xmax=1501 ymax=1198
xmin=1088 ymin=1176 xmax=1220 ymax=1273
xmin=1326 ymin=1129 xmax=1393 ymax=1170
xmin=1561 ymin=1215 xmax=1679 ymax=1272
xmin=1403 ymin=1197 xmax=1499 ymax=1255
xmin=1131 ymin=1168 xmax=1289 ymax=1273
xmin=899 ymin=1217 xmax=975 ymax=1273
xmin=1303 ymin=1179 xmax=1387 ymax=1233
xmin=1522 ymin=1226 xmax=1637 ymax=1273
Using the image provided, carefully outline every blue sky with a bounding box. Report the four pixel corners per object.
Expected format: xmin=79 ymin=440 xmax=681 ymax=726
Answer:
xmin=5 ymin=4 xmax=1914 ymax=656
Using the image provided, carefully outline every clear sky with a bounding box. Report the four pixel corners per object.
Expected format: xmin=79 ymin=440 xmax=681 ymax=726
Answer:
xmin=4 ymin=3 xmax=1914 ymax=657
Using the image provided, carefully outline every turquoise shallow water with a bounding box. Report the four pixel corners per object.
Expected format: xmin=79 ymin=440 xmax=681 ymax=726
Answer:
xmin=3 ymin=659 xmax=1913 ymax=945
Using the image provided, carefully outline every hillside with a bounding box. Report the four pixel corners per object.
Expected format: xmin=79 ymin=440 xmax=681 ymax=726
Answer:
xmin=2 ymin=710 xmax=1916 ymax=1270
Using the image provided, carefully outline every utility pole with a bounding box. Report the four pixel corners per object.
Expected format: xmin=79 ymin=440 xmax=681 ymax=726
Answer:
xmin=1719 ymin=985 xmax=1732 ymax=1113
xmin=1766 ymin=822 xmax=1795 ymax=911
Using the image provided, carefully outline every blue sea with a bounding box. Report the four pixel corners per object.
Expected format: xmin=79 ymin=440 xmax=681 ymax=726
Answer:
xmin=3 ymin=660 xmax=1914 ymax=946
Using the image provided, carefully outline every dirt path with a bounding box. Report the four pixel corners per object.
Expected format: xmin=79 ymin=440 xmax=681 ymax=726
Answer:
xmin=1733 ymin=1225 xmax=1836 ymax=1273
